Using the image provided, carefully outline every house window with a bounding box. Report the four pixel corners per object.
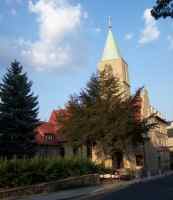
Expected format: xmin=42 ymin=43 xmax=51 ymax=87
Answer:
xmin=136 ymin=155 xmax=144 ymax=167
xmin=45 ymin=134 xmax=55 ymax=141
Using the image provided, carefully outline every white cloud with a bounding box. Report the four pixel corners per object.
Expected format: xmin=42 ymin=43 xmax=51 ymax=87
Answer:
xmin=125 ymin=33 xmax=134 ymax=40
xmin=139 ymin=8 xmax=160 ymax=45
xmin=168 ymin=35 xmax=173 ymax=49
xmin=19 ymin=0 xmax=86 ymax=71
xmin=0 ymin=0 xmax=88 ymax=72
xmin=29 ymin=0 xmax=81 ymax=43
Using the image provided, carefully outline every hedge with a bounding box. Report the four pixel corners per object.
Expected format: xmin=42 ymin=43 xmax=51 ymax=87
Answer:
xmin=0 ymin=156 xmax=106 ymax=188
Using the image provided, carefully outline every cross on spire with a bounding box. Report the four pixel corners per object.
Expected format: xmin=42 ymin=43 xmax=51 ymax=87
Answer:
xmin=101 ymin=17 xmax=121 ymax=61
xmin=108 ymin=16 xmax=112 ymax=29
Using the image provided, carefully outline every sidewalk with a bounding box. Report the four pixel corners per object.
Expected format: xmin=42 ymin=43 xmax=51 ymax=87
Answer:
xmin=20 ymin=171 xmax=173 ymax=200
xmin=20 ymin=181 xmax=125 ymax=200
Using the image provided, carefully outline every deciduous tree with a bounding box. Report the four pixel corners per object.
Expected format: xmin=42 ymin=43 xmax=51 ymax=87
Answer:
xmin=151 ymin=0 xmax=173 ymax=19
xmin=59 ymin=67 xmax=156 ymax=161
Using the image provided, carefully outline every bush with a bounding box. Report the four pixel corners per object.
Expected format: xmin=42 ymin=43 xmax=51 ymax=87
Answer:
xmin=0 ymin=156 xmax=105 ymax=188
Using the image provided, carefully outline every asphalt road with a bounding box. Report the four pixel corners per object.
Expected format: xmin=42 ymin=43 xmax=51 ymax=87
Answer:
xmin=88 ymin=175 xmax=173 ymax=200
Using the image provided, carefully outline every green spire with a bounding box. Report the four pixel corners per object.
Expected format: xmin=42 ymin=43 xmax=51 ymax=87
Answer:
xmin=102 ymin=19 xmax=121 ymax=61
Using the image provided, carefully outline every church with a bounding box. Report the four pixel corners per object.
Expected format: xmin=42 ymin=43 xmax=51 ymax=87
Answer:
xmin=35 ymin=19 xmax=170 ymax=175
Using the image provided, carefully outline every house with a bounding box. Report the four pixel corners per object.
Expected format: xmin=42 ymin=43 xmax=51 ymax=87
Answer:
xmin=35 ymin=109 xmax=87 ymax=158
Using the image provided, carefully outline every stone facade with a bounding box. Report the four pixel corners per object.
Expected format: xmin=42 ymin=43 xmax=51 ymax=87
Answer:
xmin=167 ymin=122 xmax=173 ymax=169
xmin=93 ymin=23 xmax=170 ymax=174
xmin=140 ymin=90 xmax=170 ymax=173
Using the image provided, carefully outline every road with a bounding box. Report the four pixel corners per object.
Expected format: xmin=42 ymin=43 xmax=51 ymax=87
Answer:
xmin=87 ymin=175 xmax=173 ymax=200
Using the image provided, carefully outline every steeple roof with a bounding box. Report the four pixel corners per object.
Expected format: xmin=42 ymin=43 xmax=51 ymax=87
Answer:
xmin=101 ymin=26 xmax=121 ymax=61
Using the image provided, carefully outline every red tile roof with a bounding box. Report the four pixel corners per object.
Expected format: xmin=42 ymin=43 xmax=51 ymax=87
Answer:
xmin=35 ymin=109 xmax=67 ymax=145
xmin=49 ymin=110 xmax=58 ymax=125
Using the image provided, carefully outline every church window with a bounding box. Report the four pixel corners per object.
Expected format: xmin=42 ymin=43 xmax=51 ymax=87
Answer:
xmin=136 ymin=155 xmax=144 ymax=167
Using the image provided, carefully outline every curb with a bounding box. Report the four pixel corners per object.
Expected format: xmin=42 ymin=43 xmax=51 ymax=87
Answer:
xmin=77 ymin=171 xmax=173 ymax=200
xmin=19 ymin=171 xmax=173 ymax=200
xmin=130 ymin=171 xmax=173 ymax=184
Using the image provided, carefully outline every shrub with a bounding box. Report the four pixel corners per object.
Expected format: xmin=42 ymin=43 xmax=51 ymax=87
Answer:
xmin=0 ymin=156 xmax=105 ymax=188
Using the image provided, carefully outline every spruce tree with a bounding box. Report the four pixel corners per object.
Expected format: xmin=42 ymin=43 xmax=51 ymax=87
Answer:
xmin=0 ymin=61 xmax=39 ymax=157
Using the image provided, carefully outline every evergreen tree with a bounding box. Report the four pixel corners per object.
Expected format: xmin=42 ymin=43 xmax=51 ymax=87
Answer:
xmin=0 ymin=61 xmax=39 ymax=157
xmin=151 ymin=0 xmax=173 ymax=19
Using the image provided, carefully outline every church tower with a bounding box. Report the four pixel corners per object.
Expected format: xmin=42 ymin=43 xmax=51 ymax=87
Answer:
xmin=99 ymin=18 xmax=130 ymax=95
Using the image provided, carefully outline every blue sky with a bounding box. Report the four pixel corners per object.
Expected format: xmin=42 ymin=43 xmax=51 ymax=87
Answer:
xmin=0 ymin=0 xmax=173 ymax=121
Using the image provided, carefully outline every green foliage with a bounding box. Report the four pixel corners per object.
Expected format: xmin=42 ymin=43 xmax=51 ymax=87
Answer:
xmin=59 ymin=67 xmax=122 ymax=148
xmin=59 ymin=67 xmax=157 ymax=160
xmin=0 ymin=60 xmax=39 ymax=157
xmin=151 ymin=0 xmax=173 ymax=19
xmin=0 ymin=156 xmax=104 ymax=188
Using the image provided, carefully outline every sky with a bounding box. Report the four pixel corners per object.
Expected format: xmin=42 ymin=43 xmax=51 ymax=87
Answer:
xmin=0 ymin=0 xmax=173 ymax=121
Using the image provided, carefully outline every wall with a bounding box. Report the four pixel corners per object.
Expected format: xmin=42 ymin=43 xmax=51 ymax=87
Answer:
xmin=0 ymin=174 xmax=100 ymax=200
xmin=37 ymin=144 xmax=88 ymax=159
